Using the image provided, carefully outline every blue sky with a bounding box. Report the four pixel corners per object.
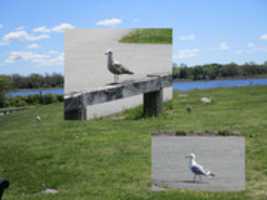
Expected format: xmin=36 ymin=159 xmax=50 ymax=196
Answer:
xmin=0 ymin=0 xmax=267 ymax=75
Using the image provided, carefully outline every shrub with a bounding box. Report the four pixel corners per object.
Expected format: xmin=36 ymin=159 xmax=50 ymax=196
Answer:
xmin=3 ymin=94 xmax=63 ymax=107
xmin=41 ymin=94 xmax=58 ymax=104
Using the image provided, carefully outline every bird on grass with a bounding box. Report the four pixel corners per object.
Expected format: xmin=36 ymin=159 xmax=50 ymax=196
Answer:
xmin=105 ymin=49 xmax=134 ymax=83
xmin=185 ymin=153 xmax=215 ymax=182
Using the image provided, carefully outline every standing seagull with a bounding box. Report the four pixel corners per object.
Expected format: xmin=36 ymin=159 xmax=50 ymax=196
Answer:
xmin=185 ymin=153 xmax=215 ymax=182
xmin=105 ymin=49 xmax=134 ymax=83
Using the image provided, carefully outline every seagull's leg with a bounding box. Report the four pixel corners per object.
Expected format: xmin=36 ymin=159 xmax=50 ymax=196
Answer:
xmin=193 ymin=174 xmax=196 ymax=183
xmin=113 ymin=75 xmax=116 ymax=83
xmin=199 ymin=175 xmax=202 ymax=182
xmin=116 ymin=75 xmax=119 ymax=83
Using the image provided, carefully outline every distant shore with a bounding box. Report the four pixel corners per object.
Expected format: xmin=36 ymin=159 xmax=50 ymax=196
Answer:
xmin=173 ymin=75 xmax=267 ymax=82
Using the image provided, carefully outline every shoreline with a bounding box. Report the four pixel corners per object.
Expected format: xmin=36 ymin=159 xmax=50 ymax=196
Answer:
xmin=173 ymin=75 xmax=267 ymax=82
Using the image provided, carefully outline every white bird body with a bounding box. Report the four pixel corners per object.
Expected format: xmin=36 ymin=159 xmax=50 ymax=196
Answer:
xmin=105 ymin=49 xmax=134 ymax=83
xmin=185 ymin=153 xmax=215 ymax=182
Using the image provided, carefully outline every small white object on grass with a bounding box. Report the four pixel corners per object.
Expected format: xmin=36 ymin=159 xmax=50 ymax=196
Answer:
xmin=200 ymin=97 xmax=211 ymax=104
xmin=43 ymin=188 xmax=58 ymax=194
xmin=36 ymin=115 xmax=41 ymax=121
xmin=185 ymin=153 xmax=215 ymax=182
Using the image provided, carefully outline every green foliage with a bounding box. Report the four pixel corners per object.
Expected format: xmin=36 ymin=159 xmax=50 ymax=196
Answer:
xmin=41 ymin=94 xmax=58 ymax=104
xmin=119 ymin=28 xmax=172 ymax=44
xmin=5 ymin=94 xmax=63 ymax=107
xmin=0 ymin=75 xmax=12 ymax=107
xmin=6 ymin=73 xmax=63 ymax=89
xmin=173 ymin=61 xmax=267 ymax=80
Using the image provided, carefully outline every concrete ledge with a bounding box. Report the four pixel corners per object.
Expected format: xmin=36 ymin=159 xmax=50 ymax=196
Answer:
xmin=64 ymin=73 xmax=172 ymax=120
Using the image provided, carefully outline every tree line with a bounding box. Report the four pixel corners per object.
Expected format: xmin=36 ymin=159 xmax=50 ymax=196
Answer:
xmin=173 ymin=61 xmax=267 ymax=80
xmin=2 ymin=73 xmax=64 ymax=89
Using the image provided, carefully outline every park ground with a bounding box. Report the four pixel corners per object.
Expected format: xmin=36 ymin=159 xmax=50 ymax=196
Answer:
xmin=0 ymin=86 xmax=267 ymax=200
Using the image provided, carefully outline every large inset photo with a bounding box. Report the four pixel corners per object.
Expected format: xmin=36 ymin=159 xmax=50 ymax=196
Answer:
xmin=64 ymin=29 xmax=173 ymax=120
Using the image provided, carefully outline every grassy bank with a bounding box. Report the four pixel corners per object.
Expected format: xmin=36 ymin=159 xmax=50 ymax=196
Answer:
xmin=1 ymin=86 xmax=267 ymax=200
xmin=119 ymin=28 xmax=172 ymax=44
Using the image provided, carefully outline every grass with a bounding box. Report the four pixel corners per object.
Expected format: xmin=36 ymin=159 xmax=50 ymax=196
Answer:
xmin=1 ymin=86 xmax=267 ymax=199
xmin=119 ymin=28 xmax=172 ymax=44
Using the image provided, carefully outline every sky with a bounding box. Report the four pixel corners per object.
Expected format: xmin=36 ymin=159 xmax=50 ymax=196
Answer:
xmin=0 ymin=0 xmax=267 ymax=75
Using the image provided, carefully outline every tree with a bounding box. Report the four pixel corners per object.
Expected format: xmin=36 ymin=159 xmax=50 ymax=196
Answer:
xmin=0 ymin=75 xmax=12 ymax=108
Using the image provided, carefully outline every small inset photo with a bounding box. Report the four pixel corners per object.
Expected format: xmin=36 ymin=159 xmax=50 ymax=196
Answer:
xmin=152 ymin=135 xmax=245 ymax=192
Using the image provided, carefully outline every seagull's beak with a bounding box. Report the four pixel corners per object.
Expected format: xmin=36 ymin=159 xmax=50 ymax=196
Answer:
xmin=105 ymin=52 xmax=108 ymax=55
xmin=185 ymin=155 xmax=191 ymax=159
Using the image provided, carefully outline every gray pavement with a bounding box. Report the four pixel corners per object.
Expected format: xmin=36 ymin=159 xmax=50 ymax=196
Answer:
xmin=152 ymin=136 xmax=245 ymax=192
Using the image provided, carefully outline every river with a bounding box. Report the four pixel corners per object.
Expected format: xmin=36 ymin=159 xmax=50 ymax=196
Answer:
xmin=7 ymin=78 xmax=267 ymax=96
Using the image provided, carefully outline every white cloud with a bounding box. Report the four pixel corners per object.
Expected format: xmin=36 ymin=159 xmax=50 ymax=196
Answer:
xmin=0 ymin=24 xmax=3 ymax=29
xmin=27 ymin=43 xmax=40 ymax=49
xmin=51 ymin=23 xmax=75 ymax=32
xmin=248 ymin=42 xmax=255 ymax=48
xmin=48 ymin=50 xmax=60 ymax=54
xmin=96 ymin=18 xmax=122 ymax=26
xmin=33 ymin=23 xmax=75 ymax=33
xmin=2 ymin=30 xmax=49 ymax=43
xmin=174 ymin=48 xmax=200 ymax=59
xmin=178 ymin=34 xmax=196 ymax=41
xmin=33 ymin=26 xmax=50 ymax=33
xmin=5 ymin=51 xmax=64 ymax=66
xmin=259 ymin=34 xmax=267 ymax=40
xmin=219 ymin=42 xmax=229 ymax=50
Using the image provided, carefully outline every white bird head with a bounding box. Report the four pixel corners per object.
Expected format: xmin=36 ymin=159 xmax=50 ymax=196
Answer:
xmin=185 ymin=153 xmax=196 ymax=160
xmin=105 ymin=49 xmax=113 ymax=55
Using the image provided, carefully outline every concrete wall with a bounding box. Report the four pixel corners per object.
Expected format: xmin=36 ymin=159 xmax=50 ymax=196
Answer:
xmin=64 ymin=29 xmax=172 ymax=119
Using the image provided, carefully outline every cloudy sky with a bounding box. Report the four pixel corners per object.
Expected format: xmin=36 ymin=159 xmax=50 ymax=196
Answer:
xmin=0 ymin=0 xmax=267 ymax=75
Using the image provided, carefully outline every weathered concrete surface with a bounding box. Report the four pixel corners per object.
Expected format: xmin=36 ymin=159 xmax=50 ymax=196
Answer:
xmin=152 ymin=136 xmax=245 ymax=192
xmin=64 ymin=29 xmax=172 ymax=119
xmin=65 ymin=74 xmax=171 ymax=106
xmin=64 ymin=74 xmax=172 ymax=119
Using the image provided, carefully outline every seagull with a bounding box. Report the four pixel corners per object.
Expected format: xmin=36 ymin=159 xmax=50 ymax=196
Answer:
xmin=185 ymin=153 xmax=215 ymax=182
xmin=105 ymin=49 xmax=134 ymax=83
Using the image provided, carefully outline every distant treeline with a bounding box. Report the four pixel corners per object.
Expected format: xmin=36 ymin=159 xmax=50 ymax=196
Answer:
xmin=1 ymin=73 xmax=64 ymax=89
xmin=173 ymin=62 xmax=267 ymax=80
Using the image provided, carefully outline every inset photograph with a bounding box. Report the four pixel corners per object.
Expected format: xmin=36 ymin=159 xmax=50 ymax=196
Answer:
xmin=64 ymin=28 xmax=172 ymax=120
xmin=152 ymin=135 xmax=245 ymax=191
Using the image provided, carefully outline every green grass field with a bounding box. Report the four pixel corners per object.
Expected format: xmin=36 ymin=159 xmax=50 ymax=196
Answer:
xmin=119 ymin=28 xmax=172 ymax=44
xmin=1 ymin=86 xmax=267 ymax=200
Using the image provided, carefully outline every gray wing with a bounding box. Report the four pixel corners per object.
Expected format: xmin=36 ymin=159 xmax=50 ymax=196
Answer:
xmin=191 ymin=163 xmax=207 ymax=175
xmin=112 ymin=63 xmax=134 ymax=75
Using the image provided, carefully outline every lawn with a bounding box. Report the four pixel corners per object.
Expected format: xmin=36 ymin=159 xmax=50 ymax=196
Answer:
xmin=1 ymin=86 xmax=267 ymax=200
xmin=119 ymin=28 xmax=172 ymax=44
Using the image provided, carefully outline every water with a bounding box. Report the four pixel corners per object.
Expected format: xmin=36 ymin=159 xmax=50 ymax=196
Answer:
xmin=7 ymin=88 xmax=64 ymax=97
xmin=173 ymin=78 xmax=267 ymax=91
xmin=7 ymin=78 xmax=267 ymax=97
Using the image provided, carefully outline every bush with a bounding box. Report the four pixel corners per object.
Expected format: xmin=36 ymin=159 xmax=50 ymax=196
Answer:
xmin=7 ymin=96 xmax=27 ymax=107
xmin=41 ymin=94 xmax=58 ymax=104
xmin=3 ymin=94 xmax=63 ymax=107
xmin=56 ymin=95 xmax=64 ymax=102
xmin=25 ymin=95 xmax=42 ymax=105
